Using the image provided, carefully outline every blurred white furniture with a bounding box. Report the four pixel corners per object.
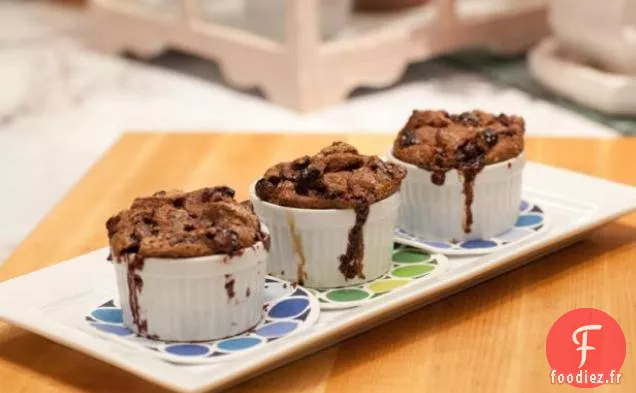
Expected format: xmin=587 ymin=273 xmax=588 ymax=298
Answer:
xmin=549 ymin=0 xmax=636 ymax=75
xmin=89 ymin=0 xmax=548 ymax=112
xmin=243 ymin=0 xmax=353 ymax=41
xmin=529 ymin=0 xmax=636 ymax=115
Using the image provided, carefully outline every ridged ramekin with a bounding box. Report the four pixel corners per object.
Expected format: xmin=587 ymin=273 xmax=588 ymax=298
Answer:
xmin=249 ymin=184 xmax=400 ymax=289
xmin=386 ymin=150 xmax=525 ymax=241
xmin=112 ymin=241 xmax=268 ymax=342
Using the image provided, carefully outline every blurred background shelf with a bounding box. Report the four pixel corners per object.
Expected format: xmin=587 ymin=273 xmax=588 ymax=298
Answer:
xmin=88 ymin=0 xmax=549 ymax=112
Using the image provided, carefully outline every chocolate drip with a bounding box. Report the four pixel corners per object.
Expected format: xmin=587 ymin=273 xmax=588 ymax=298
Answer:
xmin=255 ymin=229 xmax=271 ymax=252
xmin=431 ymin=171 xmax=446 ymax=186
xmin=126 ymin=254 xmax=147 ymax=335
xmin=339 ymin=203 xmax=370 ymax=280
xmin=286 ymin=212 xmax=307 ymax=286
xmin=225 ymin=274 xmax=236 ymax=299
xmin=458 ymin=162 xmax=484 ymax=233
xmin=262 ymin=233 xmax=271 ymax=252
xmin=393 ymin=110 xmax=525 ymax=235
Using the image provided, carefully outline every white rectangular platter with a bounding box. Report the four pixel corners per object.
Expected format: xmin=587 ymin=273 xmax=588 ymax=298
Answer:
xmin=1 ymin=162 xmax=636 ymax=393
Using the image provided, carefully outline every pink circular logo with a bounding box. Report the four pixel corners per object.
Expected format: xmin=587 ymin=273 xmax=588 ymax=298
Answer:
xmin=546 ymin=308 xmax=626 ymax=388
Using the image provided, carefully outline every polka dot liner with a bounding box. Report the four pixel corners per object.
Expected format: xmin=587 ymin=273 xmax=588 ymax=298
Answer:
xmin=310 ymin=245 xmax=449 ymax=310
xmin=394 ymin=199 xmax=550 ymax=256
xmin=84 ymin=276 xmax=319 ymax=364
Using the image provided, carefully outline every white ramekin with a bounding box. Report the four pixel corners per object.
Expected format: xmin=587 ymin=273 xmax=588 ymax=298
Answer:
xmin=112 ymin=241 xmax=268 ymax=342
xmin=249 ymin=184 xmax=400 ymax=289
xmin=386 ymin=149 xmax=525 ymax=242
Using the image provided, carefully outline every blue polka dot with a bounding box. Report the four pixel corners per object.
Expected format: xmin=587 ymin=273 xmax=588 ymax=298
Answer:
xmin=460 ymin=240 xmax=498 ymax=249
xmin=422 ymin=241 xmax=452 ymax=249
xmin=516 ymin=214 xmax=543 ymax=227
xmin=91 ymin=323 xmax=132 ymax=336
xmin=519 ymin=200 xmax=530 ymax=212
xmin=255 ymin=321 xmax=298 ymax=338
xmin=217 ymin=337 xmax=262 ymax=351
xmin=268 ymin=297 xmax=310 ymax=319
xmin=165 ymin=344 xmax=209 ymax=357
xmin=91 ymin=308 xmax=123 ymax=324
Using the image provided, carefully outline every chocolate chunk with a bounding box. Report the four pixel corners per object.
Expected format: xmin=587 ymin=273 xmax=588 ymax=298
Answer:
xmin=291 ymin=155 xmax=311 ymax=170
xmin=393 ymin=110 xmax=524 ymax=171
xmin=481 ymin=128 xmax=499 ymax=146
xmin=201 ymin=186 xmax=236 ymax=202
xmin=496 ymin=113 xmax=510 ymax=126
xmin=399 ymin=129 xmax=419 ymax=147
xmin=456 ymin=139 xmax=484 ymax=164
xmin=106 ymin=187 xmax=267 ymax=260
xmin=295 ymin=166 xmax=322 ymax=195
xmin=123 ymin=244 xmax=140 ymax=254
xmin=451 ymin=111 xmax=480 ymax=127
xmin=173 ymin=197 xmax=185 ymax=209
xmin=255 ymin=178 xmax=276 ymax=200
xmin=255 ymin=141 xmax=406 ymax=209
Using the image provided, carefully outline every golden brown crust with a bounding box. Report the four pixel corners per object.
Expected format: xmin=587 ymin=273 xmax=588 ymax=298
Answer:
xmin=392 ymin=110 xmax=525 ymax=170
xmin=255 ymin=141 xmax=406 ymax=209
xmin=106 ymin=186 xmax=265 ymax=260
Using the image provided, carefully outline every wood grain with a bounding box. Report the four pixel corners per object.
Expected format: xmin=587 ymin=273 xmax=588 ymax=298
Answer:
xmin=1 ymin=134 xmax=635 ymax=393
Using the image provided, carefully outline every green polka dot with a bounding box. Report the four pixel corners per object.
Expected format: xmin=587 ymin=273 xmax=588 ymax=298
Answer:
xmin=392 ymin=250 xmax=431 ymax=264
xmin=391 ymin=264 xmax=434 ymax=278
xmin=325 ymin=288 xmax=370 ymax=302
xmin=368 ymin=279 xmax=409 ymax=294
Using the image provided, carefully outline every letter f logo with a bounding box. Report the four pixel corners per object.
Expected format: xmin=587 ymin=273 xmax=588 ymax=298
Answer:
xmin=572 ymin=325 xmax=602 ymax=368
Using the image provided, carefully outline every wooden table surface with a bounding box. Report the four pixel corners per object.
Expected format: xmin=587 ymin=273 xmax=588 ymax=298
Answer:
xmin=1 ymin=134 xmax=635 ymax=393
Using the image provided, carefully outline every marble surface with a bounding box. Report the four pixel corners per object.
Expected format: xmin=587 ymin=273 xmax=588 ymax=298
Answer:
xmin=0 ymin=1 xmax=619 ymax=264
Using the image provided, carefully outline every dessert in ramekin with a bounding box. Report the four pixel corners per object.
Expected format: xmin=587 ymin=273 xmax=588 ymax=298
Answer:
xmin=387 ymin=110 xmax=526 ymax=241
xmin=250 ymin=142 xmax=406 ymax=288
xmin=106 ymin=186 xmax=269 ymax=342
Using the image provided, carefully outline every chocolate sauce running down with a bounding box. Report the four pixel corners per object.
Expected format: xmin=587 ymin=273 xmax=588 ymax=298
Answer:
xmin=393 ymin=110 xmax=525 ymax=235
xmin=427 ymin=137 xmax=486 ymax=233
xmin=429 ymin=160 xmax=484 ymax=233
xmin=431 ymin=171 xmax=446 ymax=186
xmin=258 ymin=231 xmax=271 ymax=252
xmin=125 ymin=254 xmax=148 ymax=335
xmin=225 ymin=274 xmax=236 ymax=299
xmin=338 ymin=203 xmax=370 ymax=280
xmin=459 ymin=163 xmax=483 ymax=233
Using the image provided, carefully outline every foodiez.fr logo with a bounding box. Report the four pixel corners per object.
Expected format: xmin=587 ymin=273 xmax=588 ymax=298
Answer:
xmin=546 ymin=308 xmax=626 ymax=388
